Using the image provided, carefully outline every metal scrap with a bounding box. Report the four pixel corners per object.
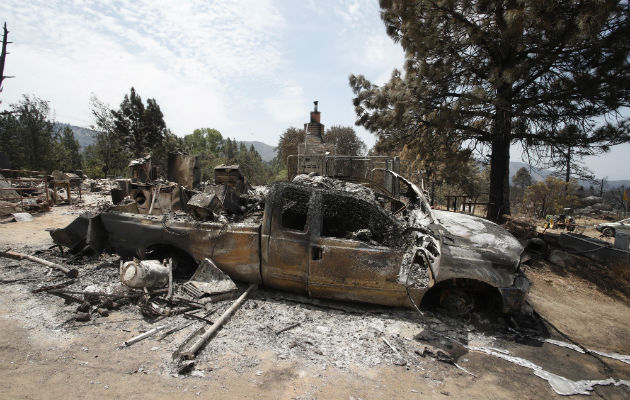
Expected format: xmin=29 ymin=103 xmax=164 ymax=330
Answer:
xmin=181 ymin=258 xmax=237 ymax=298
xmin=179 ymin=283 xmax=257 ymax=360
xmin=0 ymin=249 xmax=79 ymax=278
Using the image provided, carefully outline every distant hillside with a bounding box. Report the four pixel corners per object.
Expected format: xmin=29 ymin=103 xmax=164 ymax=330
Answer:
xmin=52 ymin=123 xmax=280 ymax=162
xmin=509 ymin=161 xmax=629 ymax=189
xmin=53 ymin=122 xmax=96 ymax=149
xmin=241 ymin=141 xmax=276 ymax=162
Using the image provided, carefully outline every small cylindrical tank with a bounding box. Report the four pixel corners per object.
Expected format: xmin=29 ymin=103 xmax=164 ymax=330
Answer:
xmin=120 ymin=259 xmax=169 ymax=288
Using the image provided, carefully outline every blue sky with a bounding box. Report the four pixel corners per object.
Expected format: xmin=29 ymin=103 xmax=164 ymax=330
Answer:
xmin=1 ymin=0 xmax=628 ymax=179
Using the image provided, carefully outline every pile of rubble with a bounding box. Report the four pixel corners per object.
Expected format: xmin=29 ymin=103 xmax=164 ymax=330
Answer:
xmin=0 ymin=169 xmax=91 ymax=222
xmin=107 ymin=154 xmax=264 ymax=224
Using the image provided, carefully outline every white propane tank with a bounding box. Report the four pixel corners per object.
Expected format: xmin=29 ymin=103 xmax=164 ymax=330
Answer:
xmin=120 ymin=259 xmax=169 ymax=288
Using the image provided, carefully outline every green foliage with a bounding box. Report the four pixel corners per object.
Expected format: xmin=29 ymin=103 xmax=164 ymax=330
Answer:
xmin=180 ymin=128 xmax=281 ymax=185
xmin=513 ymin=167 xmax=533 ymax=193
xmin=87 ymin=95 xmax=129 ymax=177
xmin=323 ymin=126 xmax=366 ymax=156
xmin=86 ymin=91 xmax=173 ymax=178
xmin=510 ymin=167 xmax=534 ymax=212
xmin=55 ymin=126 xmax=82 ymax=171
xmin=82 ymin=144 xmax=106 ymax=179
xmin=111 ymin=87 xmax=167 ymax=158
xmin=0 ymin=95 xmax=56 ymax=171
xmin=350 ymin=0 xmax=630 ymax=221
xmin=276 ymin=127 xmax=304 ymax=167
xmin=183 ymin=128 xmax=223 ymax=155
xmin=181 ymin=127 xmax=225 ymax=180
xmin=267 ymin=155 xmax=286 ymax=183
xmin=523 ymin=176 xmax=579 ymax=217
xmin=151 ymin=129 xmax=182 ymax=173
xmin=224 ymin=138 xmax=237 ymax=163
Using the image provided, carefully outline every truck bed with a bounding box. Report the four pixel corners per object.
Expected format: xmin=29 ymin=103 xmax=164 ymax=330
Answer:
xmin=100 ymin=212 xmax=262 ymax=284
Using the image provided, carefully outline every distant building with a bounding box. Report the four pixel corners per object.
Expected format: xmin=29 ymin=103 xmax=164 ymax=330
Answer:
xmin=295 ymin=101 xmax=335 ymax=175
xmin=287 ymin=102 xmax=402 ymax=198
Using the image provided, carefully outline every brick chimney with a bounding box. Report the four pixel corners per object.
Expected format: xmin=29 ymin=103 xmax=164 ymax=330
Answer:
xmin=310 ymin=100 xmax=320 ymax=123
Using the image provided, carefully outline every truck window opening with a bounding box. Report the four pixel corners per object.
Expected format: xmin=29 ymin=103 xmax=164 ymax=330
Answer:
xmin=281 ymin=189 xmax=309 ymax=231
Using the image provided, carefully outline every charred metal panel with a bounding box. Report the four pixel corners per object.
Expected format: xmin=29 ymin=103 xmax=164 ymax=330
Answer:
xmin=433 ymin=210 xmax=523 ymax=288
xmin=130 ymin=184 xmax=187 ymax=215
xmin=438 ymin=244 xmax=517 ymax=288
xmin=129 ymin=155 xmax=152 ymax=183
xmin=99 ymin=212 xmax=261 ymax=284
xmin=308 ymin=237 xmax=413 ymax=307
xmin=86 ymin=214 xmax=107 ymax=253
xmin=323 ymin=157 xmax=372 ymax=180
xmin=214 ymin=165 xmax=246 ymax=195
xmin=50 ymin=213 xmax=90 ymax=252
xmin=498 ymin=272 xmax=531 ymax=313
xmin=167 ymin=152 xmax=200 ymax=189
xmin=186 ymin=192 xmax=220 ymax=220
xmin=261 ymin=184 xmax=310 ymax=293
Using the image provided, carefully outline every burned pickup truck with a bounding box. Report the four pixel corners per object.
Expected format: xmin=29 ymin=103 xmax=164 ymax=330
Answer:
xmin=52 ymin=172 xmax=529 ymax=313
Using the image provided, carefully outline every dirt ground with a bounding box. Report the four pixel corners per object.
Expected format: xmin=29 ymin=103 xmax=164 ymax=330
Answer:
xmin=1 ymin=194 xmax=629 ymax=399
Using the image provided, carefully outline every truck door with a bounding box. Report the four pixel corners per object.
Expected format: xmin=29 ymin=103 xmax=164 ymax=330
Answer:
xmin=261 ymin=185 xmax=312 ymax=294
xmin=307 ymin=192 xmax=415 ymax=307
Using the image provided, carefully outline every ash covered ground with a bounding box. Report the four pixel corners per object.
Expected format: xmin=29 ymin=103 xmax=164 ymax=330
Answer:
xmin=0 ymin=245 xmax=500 ymax=376
xmin=1 ymin=189 xmax=629 ymax=399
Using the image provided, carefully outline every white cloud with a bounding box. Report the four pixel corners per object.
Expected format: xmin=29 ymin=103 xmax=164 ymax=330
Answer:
xmin=334 ymin=0 xmax=378 ymax=31
xmin=263 ymin=83 xmax=308 ymax=124
xmin=360 ymin=34 xmax=405 ymax=85
xmin=0 ymin=0 xmax=287 ymax=132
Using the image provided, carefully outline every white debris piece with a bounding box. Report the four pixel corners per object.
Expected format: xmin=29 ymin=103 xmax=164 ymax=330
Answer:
xmin=543 ymin=338 xmax=630 ymax=366
xmin=470 ymin=346 xmax=630 ymax=396
xmin=12 ymin=212 xmax=33 ymax=222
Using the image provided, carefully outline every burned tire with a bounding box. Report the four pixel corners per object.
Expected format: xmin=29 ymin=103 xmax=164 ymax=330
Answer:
xmin=422 ymin=280 xmax=503 ymax=315
xmin=439 ymin=288 xmax=474 ymax=315
xmin=602 ymin=227 xmax=615 ymax=237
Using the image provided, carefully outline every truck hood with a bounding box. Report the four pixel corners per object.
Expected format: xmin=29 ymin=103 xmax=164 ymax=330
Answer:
xmin=432 ymin=210 xmax=524 ymax=288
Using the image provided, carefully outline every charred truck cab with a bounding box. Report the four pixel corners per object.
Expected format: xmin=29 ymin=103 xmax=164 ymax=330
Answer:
xmin=261 ymin=182 xmax=435 ymax=308
xmin=52 ymin=172 xmax=530 ymax=313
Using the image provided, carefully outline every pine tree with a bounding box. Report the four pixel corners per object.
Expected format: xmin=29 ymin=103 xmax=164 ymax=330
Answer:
xmin=111 ymin=87 xmax=167 ymax=158
xmin=88 ymin=95 xmax=129 ymax=177
xmin=57 ymin=126 xmax=82 ymax=170
xmin=350 ymin=0 xmax=629 ymax=222
xmin=0 ymin=95 xmax=56 ymax=171
xmin=535 ymin=124 xmax=611 ymax=183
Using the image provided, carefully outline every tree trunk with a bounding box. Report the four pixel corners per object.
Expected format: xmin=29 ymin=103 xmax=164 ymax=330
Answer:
xmin=487 ymin=85 xmax=512 ymax=223
xmin=565 ymin=147 xmax=571 ymax=183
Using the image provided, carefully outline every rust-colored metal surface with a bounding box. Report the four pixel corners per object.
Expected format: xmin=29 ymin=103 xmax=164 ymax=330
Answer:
xmin=129 ymin=184 xmax=186 ymax=215
xmin=167 ymin=152 xmax=200 ymax=189
xmin=308 ymin=237 xmax=414 ymax=307
xmin=261 ymin=185 xmax=310 ymax=293
xmin=100 ymin=212 xmax=261 ymax=284
xmin=214 ymin=165 xmax=246 ymax=194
